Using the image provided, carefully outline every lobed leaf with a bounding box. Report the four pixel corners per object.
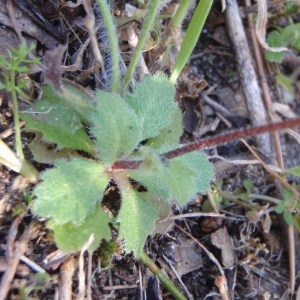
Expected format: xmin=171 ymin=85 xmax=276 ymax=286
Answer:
xmin=32 ymin=158 xmax=109 ymax=224
xmin=90 ymin=91 xmax=142 ymax=164
xmin=117 ymin=188 xmax=159 ymax=257
xmin=47 ymin=206 xmax=112 ymax=252
xmin=182 ymin=152 xmax=214 ymax=194
xmin=281 ymin=24 xmax=300 ymax=49
xmin=42 ymin=84 xmax=94 ymax=125
xmin=146 ymin=109 xmax=183 ymax=150
xmin=21 ymin=99 xmax=94 ymax=153
xmin=129 ymin=151 xmax=214 ymax=205
xmin=125 ymin=72 xmax=178 ymax=140
xmin=265 ymin=31 xmax=285 ymax=63
xmin=129 ymin=150 xmax=172 ymax=200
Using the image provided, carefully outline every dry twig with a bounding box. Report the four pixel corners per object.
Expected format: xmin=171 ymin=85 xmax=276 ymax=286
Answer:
xmin=0 ymin=218 xmax=32 ymax=300
xmin=225 ymin=0 xmax=273 ymax=162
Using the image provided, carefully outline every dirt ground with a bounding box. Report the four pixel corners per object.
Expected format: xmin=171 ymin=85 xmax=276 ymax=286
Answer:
xmin=0 ymin=1 xmax=300 ymax=299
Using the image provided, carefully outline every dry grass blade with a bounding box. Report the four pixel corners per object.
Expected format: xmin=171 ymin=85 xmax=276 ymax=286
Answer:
xmin=0 ymin=220 xmax=32 ymax=300
xmin=59 ymin=257 xmax=76 ymax=300
xmin=255 ymin=0 xmax=287 ymax=52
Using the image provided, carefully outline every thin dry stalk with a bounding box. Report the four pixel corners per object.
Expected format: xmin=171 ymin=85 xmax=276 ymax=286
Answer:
xmin=254 ymin=0 xmax=287 ymax=52
xmin=215 ymin=276 xmax=229 ymax=300
xmin=0 ymin=220 xmax=32 ymax=300
xmin=225 ymin=0 xmax=273 ymax=162
xmin=86 ymin=251 xmax=93 ymax=300
xmin=162 ymin=254 xmax=193 ymax=299
xmin=77 ymin=234 xmax=94 ymax=300
xmin=175 ymin=224 xmax=229 ymax=297
xmin=59 ymin=257 xmax=76 ymax=300
xmin=245 ymin=0 xmax=284 ymax=168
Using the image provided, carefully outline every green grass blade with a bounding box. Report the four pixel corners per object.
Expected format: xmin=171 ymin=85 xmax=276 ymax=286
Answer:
xmin=140 ymin=252 xmax=187 ymax=300
xmin=169 ymin=0 xmax=213 ymax=84
xmin=123 ymin=0 xmax=161 ymax=88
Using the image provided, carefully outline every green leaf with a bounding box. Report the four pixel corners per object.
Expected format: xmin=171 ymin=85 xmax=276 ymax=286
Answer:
xmin=281 ymin=24 xmax=300 ymax=48
xmin=182 ymin=152 xmax=214 ymax=194
xmin=47 ymin=206 xmax=112 ymax=252
xmin=146 ymin=109 xmax=183 ymax=150
xmin=129 ymin=151 xmax=213 ymax=205
xmin=242 ymin=179 xmax=253 ymax=194
xmin=125 ymin=72 xmax=178 ymax=139
xmin=118 ymin=188 xmax=159 ymax=257
xmin=284 ymin=166 xmax=300 ymax=177
xmin=163 ymin=157 xmax=197 ymax=205
xmin=265 ymin=31 xmax=285 ymax=63
xmin=32 ymin=158 xmax=109 ymax=224
xmin=238 ymin=193 xmax=250 ymax=201
xmin=283 ymin=209 xmax=293 ymax=225
xmin=42 ymin=85 xmax=94 ymax=125
xmin=294 ymin=215 xmax=300 ymax=234
xmin=282 ymin=187 xmax=293 ymax=201
xmin=276 ymin=71 xmax=294 ymax=97
xmin=275 ymin=202 xmax=284 ymax=214
xmin=128 ymin=150 xmax=173 ymax=201
xmin=21 ymin=99 xmax=94 ymax=153
xmin=90 ymin=91 xmax=142 ymax=164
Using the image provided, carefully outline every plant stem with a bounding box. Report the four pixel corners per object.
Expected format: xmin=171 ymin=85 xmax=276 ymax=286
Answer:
xmin=10 ymin=71 xmax=38 ymax=182
xmin=112 ymin=117 xmax=300 ymax=170
xmin=249 ymin=193 xmax=281 ymax=204
xmin=96 ymin=0 xmax=120 ymax=93
xmin=140 ymin=252 xmax=187 ymax=300
xmin=169 ymin=0 xmax=213 ymax=84
xmin=223 ymin=191 xmax=281 ymax=206
xmin=123 ymin=0 xmax=161 ymax=88
xmin=170 ymin=0 xmax=191 ymax=28
xmin=10 ymin=70 xmax=24 ymax=160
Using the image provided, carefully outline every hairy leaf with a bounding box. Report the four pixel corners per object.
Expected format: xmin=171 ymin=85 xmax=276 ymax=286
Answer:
xmin=42 ymin=84 xmax=93 ymax=124
xmin=183 ymin=152 xmax=214 ymax=194
xmin=146 ymin=109 xmax=183 ymax=150
xmin=32 ymin=158 xmax=109 ymax=224
xmin=47 ymin=206 xmax=112 ymax=252
xmin=129 ymin=150 xmax=172 ymax=200
xmin=21 ymin=99 xmax=94 ymax=153
xmin=118 ymin=188 xmax=158 ymax=257
xmin=125 ymin=72 xmax=178 ymax=139
xmin=129 ymin=151 xmax=214 ymax=205
xmin=90 ymin=91 xmax=142 ymax=164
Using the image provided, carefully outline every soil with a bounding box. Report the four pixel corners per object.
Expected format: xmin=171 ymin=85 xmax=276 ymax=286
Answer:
xmin=0 ymin=1 xmax=300 ymax=299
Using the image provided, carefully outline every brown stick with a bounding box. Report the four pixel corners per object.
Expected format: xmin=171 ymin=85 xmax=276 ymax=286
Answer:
xmin=0 ymin=220 xmax=32 ymax=300
xmin=225 ymin=0 xmax=273 ymax=162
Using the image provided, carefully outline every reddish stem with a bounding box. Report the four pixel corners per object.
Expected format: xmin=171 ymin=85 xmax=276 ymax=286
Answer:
xmin=112 ymin=117 xmax=300 ymax=170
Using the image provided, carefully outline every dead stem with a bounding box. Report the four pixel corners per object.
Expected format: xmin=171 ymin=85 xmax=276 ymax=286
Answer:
xmin=113 ymin=117 xmax=300 ymax=170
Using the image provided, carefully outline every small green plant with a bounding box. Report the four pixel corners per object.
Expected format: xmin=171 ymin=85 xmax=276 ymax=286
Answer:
xmin=0 ymin=40 xmax=39 ymax=181
xmin=265 ymin=23 xmax=300 ymax=63
xmin=1 ymin=2 xmax=214 ymax=297
xmin=18 ymin=0 xmax=215 ymax=260
xmin=265 ymin=22 xmax=300 ymax=97
xmin=211 ymin=175 xmax=300 ymax=228
xmin=22 ymin=72 xmax=214 ymax=257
